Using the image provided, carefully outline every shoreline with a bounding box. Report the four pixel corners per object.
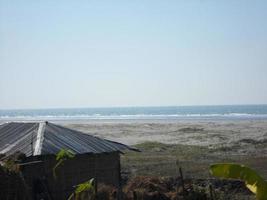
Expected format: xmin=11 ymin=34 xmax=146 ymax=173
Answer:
xmin=1 ymin=116 xmax=267 ymax=124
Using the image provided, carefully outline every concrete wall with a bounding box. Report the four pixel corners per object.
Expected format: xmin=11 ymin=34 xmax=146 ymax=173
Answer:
xmin=21 ymin=152 xmax=120 ymax=200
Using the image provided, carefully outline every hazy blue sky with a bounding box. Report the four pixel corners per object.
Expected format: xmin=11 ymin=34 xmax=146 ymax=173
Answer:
xmin=1 ymin=0 xmax=267 ymax=109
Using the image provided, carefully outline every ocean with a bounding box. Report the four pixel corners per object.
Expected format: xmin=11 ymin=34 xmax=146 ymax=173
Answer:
xmin=1 ymin=105 xmax=267 ymax=121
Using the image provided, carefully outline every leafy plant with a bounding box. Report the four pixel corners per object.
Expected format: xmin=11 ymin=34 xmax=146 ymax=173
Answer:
xmin=68 ymin=178 xmax=95 ymax=200
xmin=56 ymin=149 xmax=75 ymax=161
xmin=53 ymin=149 xmax=75 ymax=179
xmin=2 ymin=152 xmax=26 ymax=172
xmin=210 ymin=163 xmax=267 ymax=200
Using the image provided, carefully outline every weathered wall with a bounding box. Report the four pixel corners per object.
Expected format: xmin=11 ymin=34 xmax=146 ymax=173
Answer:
xmin=0 ymin=165 xmax=29 ymax=200
xmin=21 ymin=152 xmax=120 ymax=200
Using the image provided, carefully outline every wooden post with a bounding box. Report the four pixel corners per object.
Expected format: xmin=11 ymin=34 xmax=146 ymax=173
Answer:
xmin=179 ymin=167 xmax=185 ymax=194
xmin=133 ymin=190 xmax=137 ymax=200
xmin=175 ymin=159 xmax=179 ymax=193
xmin=209 ymin=184 xmax=214 ymax=200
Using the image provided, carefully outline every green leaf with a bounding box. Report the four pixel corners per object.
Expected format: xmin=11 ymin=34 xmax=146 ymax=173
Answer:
xmin=75 ymin=179 xmax=94 ymax=194
xmin=53 ymin=149 xmax=75 ymax=179
xmin=56 ymin=149 xmax=75 ymax=161
xmin=210 ymin=163 xmax=267 ymax=200
xmin=67 ymin=179 xmax=95 ymax=200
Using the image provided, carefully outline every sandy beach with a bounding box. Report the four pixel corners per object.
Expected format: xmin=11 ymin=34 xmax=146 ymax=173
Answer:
xmin=59 ymin=119 xmax=267 ymax=179
xmin=64 ymin=119 xmax=267 ymax=152
xmin=2 ymin=118 xmax=266 ymax=161
xmin=1 ymin=118 xmax=267 ymax=180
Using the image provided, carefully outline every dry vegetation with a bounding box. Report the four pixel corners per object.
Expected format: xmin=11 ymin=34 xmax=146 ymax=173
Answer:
xmin=1 ymin=141 xmax=266 ymax=199
xmin=121 ymin=141 xmax=267 ymax=179
xmin=119 ymin=141 xmax=267 ymax=199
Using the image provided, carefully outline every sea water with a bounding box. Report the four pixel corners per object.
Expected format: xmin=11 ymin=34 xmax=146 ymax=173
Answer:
xmin=1 ymin=105 xmax=267 ymax=121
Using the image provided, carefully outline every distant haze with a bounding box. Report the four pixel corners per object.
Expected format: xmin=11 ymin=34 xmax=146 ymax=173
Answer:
xmin=1 ymin=1 xmax=267 ymax=109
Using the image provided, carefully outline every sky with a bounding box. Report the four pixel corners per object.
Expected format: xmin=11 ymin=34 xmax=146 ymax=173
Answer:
xmin=1 ymin=0 xmax=267 ymax=109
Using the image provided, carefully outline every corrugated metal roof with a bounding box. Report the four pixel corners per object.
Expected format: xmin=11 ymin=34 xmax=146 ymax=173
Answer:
xmin=0 ymin=122 xmax=138 ymax=157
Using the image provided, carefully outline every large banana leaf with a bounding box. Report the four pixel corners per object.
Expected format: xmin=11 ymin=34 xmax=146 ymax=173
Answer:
xmin=210 ymin=163 xmax=267 ymax=200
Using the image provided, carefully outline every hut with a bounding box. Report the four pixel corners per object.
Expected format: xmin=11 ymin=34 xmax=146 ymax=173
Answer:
xmin=0 ymin=121 xmax=137 ymax=200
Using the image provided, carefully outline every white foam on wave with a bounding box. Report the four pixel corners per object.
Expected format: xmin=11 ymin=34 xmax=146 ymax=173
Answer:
xmin=1 ymin=113 xmax=267 ymax=121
